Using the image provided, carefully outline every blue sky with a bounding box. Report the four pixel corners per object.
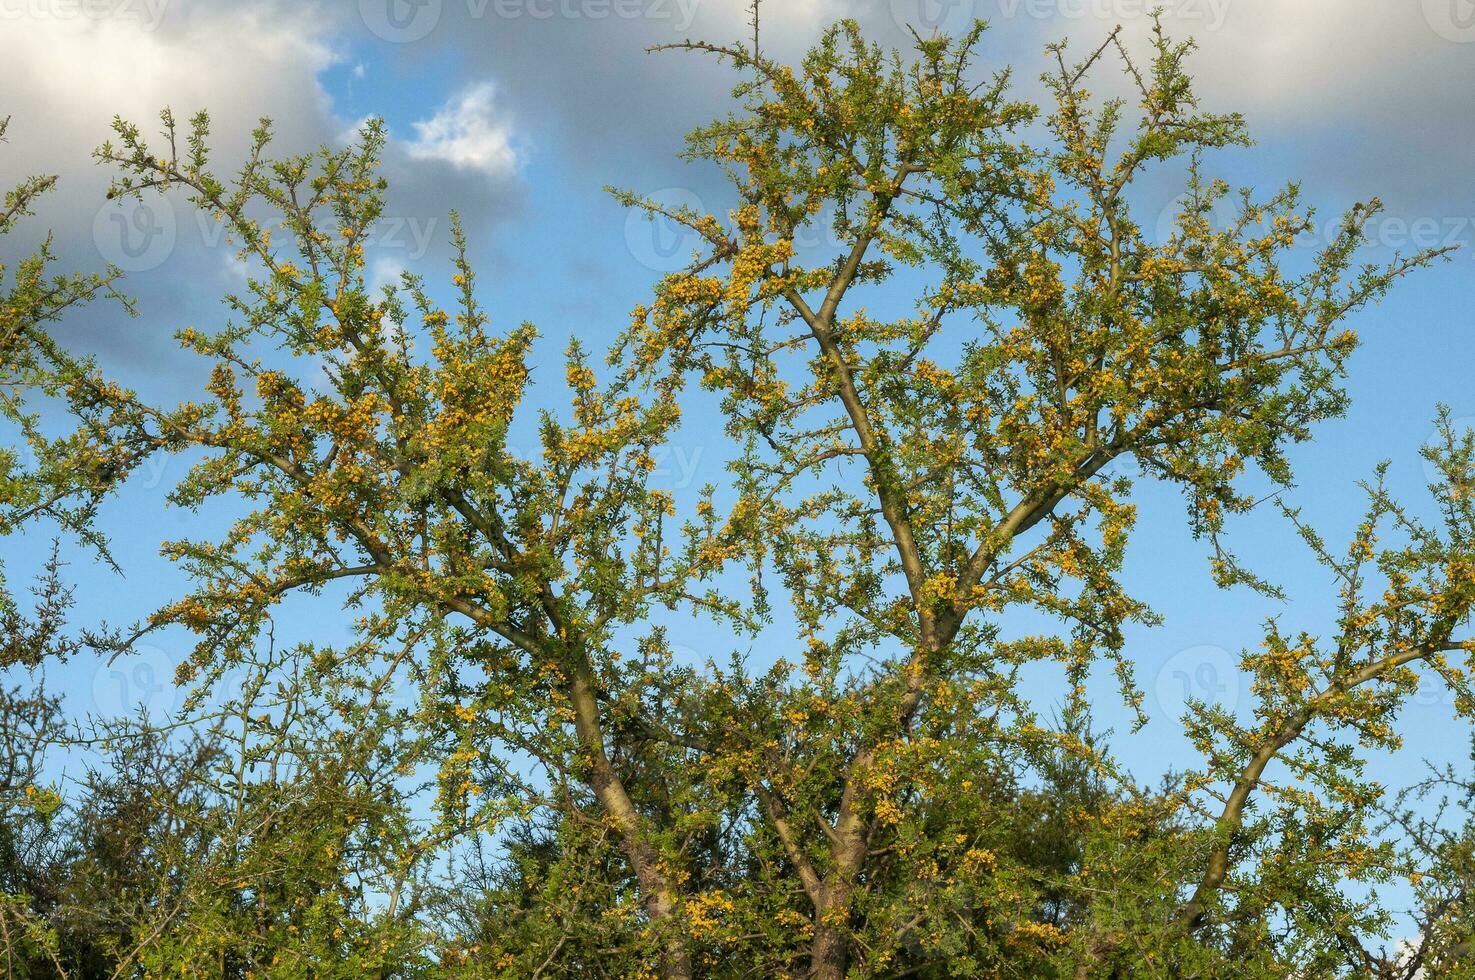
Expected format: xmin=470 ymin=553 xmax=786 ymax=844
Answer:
xmin=2 ymin=0 xmax=1475 ymax=928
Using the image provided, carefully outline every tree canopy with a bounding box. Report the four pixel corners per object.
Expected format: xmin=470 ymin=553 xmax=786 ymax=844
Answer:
xmin=1 ymin=17 xmax=1474 ymax=980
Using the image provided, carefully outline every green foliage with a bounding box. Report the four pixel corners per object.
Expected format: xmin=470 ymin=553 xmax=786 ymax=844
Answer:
xmin=0 ymin=115 xmax=167 ymax=671
xmin=0 ymin=16 xmax=1470 ymax=980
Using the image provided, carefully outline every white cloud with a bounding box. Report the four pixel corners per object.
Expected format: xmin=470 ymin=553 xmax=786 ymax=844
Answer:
xmin=940 ymin=0 xmax=1469 ymax=127
xmin=404 ymin=84 xmax=518 ymax=179
xmin=1139 ymin=0 xmax=1464 ymax=119
xmin=1 ymin=4 xmax=338 ymax=160
xmin=338 ymin=113 xmax=378 ymax=147
xmin=0 ymin=1 xmax=342 ymax=264
xmin=367 ymin=256 xmax=406 ymax=296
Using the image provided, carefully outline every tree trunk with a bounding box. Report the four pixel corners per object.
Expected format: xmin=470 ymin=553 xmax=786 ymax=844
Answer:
xmin=810 ymin=921 xmax=850 ymax=980
xmin=805 ymin=769 xmax=871 ymax=980
xmin=569 ymin=659 xmax=691 ymax=980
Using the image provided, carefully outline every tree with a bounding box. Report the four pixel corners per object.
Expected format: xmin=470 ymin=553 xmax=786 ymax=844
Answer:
xmin=83 ymin=106 xmax=754 ymax=978
xmin=0 ymin=115 xmax=161 ymax=667
xmin=2 ymin=15 xmax=1472 ymax=979
xmin=0 ymin=631 xmax=451 ymax=977
xmin=618 ymin=19 xmax=1463 ymax=978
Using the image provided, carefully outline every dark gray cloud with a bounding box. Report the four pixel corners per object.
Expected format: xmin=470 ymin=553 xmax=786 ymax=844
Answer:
xmin=328 ymin=0 xmax=1475 ymax=229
